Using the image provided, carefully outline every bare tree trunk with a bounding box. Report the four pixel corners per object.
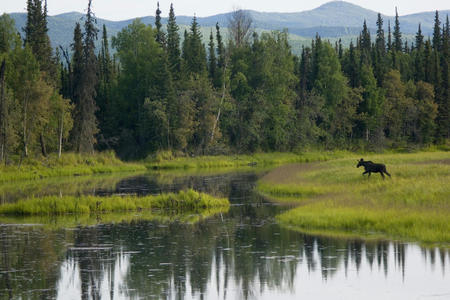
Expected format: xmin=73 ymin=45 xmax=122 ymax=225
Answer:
xmin=23 ymin=99 xmax=28 ymax=157
xmin=40 ymin=133 xmax=47 ymax=157
xmin=58 ymin=111 xmax=64 ymax=158
xmin=211 ymin=63 xmax=228 ymax=143
xmin=0 ymin=59 xmax=5 ymax=163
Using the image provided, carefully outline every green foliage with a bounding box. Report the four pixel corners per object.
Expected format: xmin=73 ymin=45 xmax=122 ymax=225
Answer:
xmin=1 ymin=4 xmax=449 ymax=160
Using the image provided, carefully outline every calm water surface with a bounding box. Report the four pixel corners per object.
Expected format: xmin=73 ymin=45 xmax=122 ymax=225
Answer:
xmin=0 ymin=171 xmax=449 ymax=300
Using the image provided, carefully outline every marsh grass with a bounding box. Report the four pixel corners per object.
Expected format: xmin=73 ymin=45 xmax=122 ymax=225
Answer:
xmin=0 ymin=189 xmax=229 ymax=216
xmin=146 ymin=151 xmax=349 ymax=170
xmin=257 ymin=151 xmax=450 ymax=244
xmin=0 ymin=151 xmax=146 ymax=183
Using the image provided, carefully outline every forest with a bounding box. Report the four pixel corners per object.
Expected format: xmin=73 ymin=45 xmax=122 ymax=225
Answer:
xmin=0 ymin=0 xmax=448 ymax=161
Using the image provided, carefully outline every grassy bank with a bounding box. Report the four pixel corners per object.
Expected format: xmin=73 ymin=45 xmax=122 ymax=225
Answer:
xmin=0 ymin=151 xmax=146 ymax=183
xmin=147 ymin=151 xmax=349 ymax=170
xmin=257 ymin=151 xmax=450 ymax=244
xmin=0 ymin=189 xmax=229 ymax=216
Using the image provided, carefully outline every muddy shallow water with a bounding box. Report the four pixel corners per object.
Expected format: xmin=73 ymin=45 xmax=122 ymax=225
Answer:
xmin=0 ymin=171 xmax=449 ymax=299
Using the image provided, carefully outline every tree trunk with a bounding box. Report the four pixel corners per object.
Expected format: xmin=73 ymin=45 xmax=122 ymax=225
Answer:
xmin=0 ymin=59 xmax=5 ymax=162
xmin=211 ymin=64 xmax=227 ymax=143
xmin=58 ymin=111 xmax=64 ymax=158
xmin=23 ymin=100 xmax=28 ymax=157
xmin=40 ymin=133 xmax=47 ymax=157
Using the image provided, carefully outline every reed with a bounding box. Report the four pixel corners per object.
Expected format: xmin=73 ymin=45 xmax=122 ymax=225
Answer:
xmin=0 ymin=189 xmax=229 ymax=216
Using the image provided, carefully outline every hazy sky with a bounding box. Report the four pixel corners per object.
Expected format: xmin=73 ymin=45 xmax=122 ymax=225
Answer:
xmin=1 ymin=0 xmax=449 ymax=20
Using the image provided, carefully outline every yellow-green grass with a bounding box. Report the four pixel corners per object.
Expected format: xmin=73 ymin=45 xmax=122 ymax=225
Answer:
xmin=147 ymin=151 xmax=349 ymax=170
xmin=0 ymin=151 xmax=146 ymax=183
xmin=257 ymin=151 xmax=450 ymax=244
xmin=0 ymin=189 xmax=229 ymax=216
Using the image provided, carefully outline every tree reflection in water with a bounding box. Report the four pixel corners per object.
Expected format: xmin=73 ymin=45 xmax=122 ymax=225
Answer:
xmin=44 ymin=218 xmax=448 ymax=300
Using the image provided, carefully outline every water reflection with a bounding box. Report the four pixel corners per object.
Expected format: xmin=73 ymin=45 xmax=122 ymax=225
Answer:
xmin=0 ymin=171 xmax=449 ymax=299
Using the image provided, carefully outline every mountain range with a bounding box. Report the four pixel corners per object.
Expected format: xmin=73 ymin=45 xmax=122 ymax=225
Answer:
xmin=7 ymin=1 xmax=450 ymax=53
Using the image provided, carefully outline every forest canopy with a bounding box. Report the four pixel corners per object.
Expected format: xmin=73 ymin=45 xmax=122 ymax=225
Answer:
xmin=0 ymin=1 xmax=448 ymax=161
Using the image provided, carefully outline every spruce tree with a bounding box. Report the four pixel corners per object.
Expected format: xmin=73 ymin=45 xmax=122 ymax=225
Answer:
xmin=155 ymin=2 xmax=166 ymax=46
xmin=96 ymin=24 xmax=114 ymax=145
xmin=387 ymin=20 xmax=392 ymax=51
xmin=432 ymin=11 xmax=441 ymax=51
xmin=24 ymin=0 xmax=56 ymax=83
xmin=167 ymin=4 xmax=181 ymax=79
xmin=376 ymin=14 xmax=385 ymax=54
xmin=436 ymin=15 xmax=449 ymax=140
xmin=414 ymin=24 xmax=425 ymax=81
xmin=360 ymin=20 xmax=371 ymax=65
xmin=208 ymin=30 xmax=217 ymax=86
xmin=416 ymin=24 xmax=424 ymax=50
xmin=71 ymin=0 xmax=99 ymax=153
xmin=182 ymin=16 xmax=207 ymax=76
xmin=393 ymin=7 xmax=402 ymax=52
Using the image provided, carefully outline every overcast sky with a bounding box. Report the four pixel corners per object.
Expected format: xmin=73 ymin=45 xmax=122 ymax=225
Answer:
xmin=1 ymin=0 xmax=449 ymax=20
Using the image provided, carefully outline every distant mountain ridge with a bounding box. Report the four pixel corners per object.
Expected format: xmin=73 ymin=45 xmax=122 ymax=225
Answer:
xmin=7 ymin=1 xmax=450 ymax=51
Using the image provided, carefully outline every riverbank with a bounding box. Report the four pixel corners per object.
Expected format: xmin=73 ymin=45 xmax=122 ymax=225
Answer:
xmin=0 ymin=189 xmax=229 ymax=215
xmin=146 ymin=151 xmax=349 ymax=169
xmin=0 ymin=152 xmax=146 ymax=183
xmin=257 ymin=151 xmax=450 ymax=245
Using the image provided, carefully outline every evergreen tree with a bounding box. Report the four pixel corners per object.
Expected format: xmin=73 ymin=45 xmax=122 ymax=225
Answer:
xmin=360 ymin=20 xmax=371 ymax=65
xmin=215 ymin=23 xmax=226 ymax=88
xmin=432 ymin=11 xmax=441 ymax=51
xmin=415 ymin=24 xmax=424 ymax=50
xmin=71 ymin=0 xmax=99 ymax=153
xmin=167 ymin=4 xmax=181 ymax=78
xmin=414 ymin=24 xmax=425 ymax=82
xmin=182 ymin=16 xmax=207 ymax=76
xmin=24 ymin=0 xmax=56 ymax=83
xmin=436 ymin=15 xmax=449 ymax=140
xmin=387 ymin=20 xmax=392 ymax=51
xmin=375 ymin=14 xmax=385 ymax=54
xmin=155 ymin=2 xmax=166 ymax=46
xmin=393 ymin=7 xmax=402 ymax=52
xmin=423 ymin=39 xmax=433 ymax=83
xmin=208 ymin=30 xmax=217 ymax=85
xmin=96 ymin=24 xmax=115 ymax=148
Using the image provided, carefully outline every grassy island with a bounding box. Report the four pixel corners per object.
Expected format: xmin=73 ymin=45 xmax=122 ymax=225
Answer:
xmin=0 ymin=189 xmax=229 ymax=216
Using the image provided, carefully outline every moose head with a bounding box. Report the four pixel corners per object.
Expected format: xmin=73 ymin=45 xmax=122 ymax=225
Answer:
xmin=356 ymin=158 xmax=364 ymax=168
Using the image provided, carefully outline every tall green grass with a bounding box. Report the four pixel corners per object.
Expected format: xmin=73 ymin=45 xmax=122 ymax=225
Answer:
xmin=0 ymin=189 xmax=229 ymax=216
xmin=257 ymin=151 xmax=450 ymax=244
xmin=147 ymin=151 xmax=349 ymax=169
xmin=0 ymin=151 xmax=146 ymax=183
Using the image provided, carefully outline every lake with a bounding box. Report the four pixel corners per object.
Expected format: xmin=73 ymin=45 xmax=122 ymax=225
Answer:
xmin=0 ymin=170 xmax=449 ymax=299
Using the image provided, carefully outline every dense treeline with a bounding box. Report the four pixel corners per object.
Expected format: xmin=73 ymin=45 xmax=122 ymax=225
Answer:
xmin=0 ymin=1 xmax=448 ymax=161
